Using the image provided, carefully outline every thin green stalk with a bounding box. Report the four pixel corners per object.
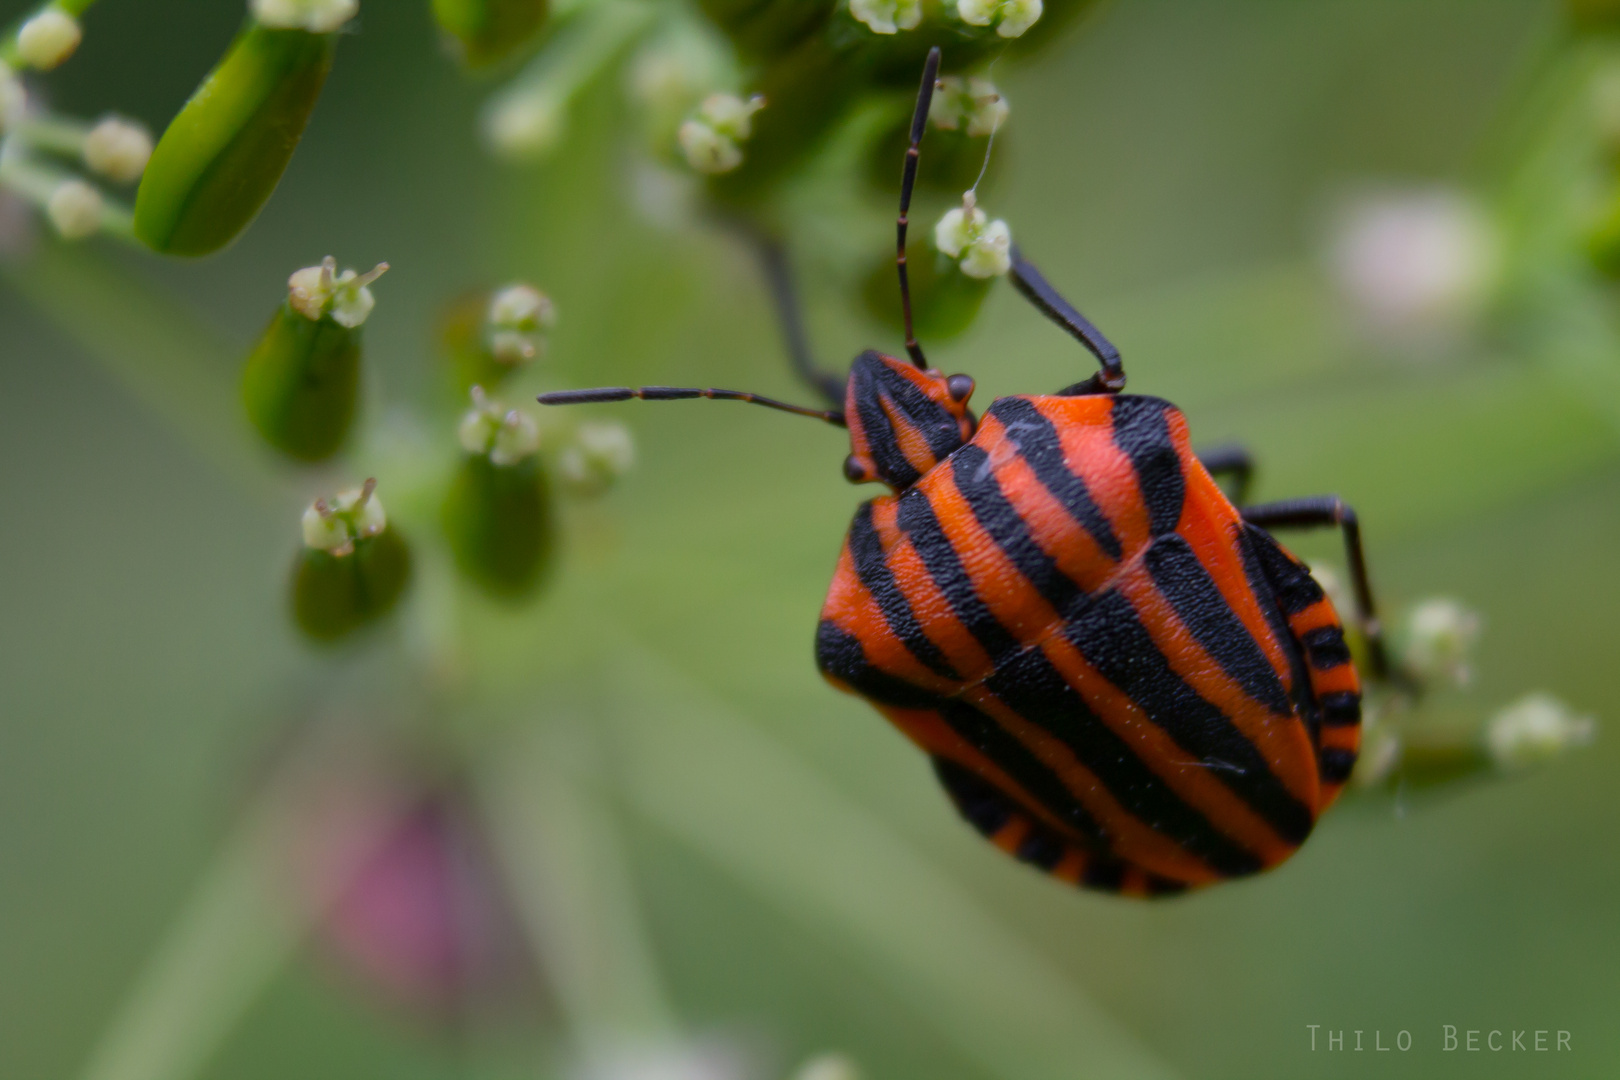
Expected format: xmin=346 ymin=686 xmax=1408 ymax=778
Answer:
xmin=477 ymin=722 xmax=680 ymax=1056
xmin=0 ymin=241 xmax=275 ymax=495
xmin=11 ymin=113 xmax=91 ymax=157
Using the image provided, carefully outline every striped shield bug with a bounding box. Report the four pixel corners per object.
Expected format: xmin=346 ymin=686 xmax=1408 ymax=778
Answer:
xmin=541 ymin=48 xmax=1392 ymax=896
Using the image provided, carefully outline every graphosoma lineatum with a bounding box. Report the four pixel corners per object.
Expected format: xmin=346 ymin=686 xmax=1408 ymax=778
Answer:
xmin=541 ymin=47 xmax=1392 ymax=896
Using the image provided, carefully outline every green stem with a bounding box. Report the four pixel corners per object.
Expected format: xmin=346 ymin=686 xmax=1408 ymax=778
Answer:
xmin=0 ymin=241 xmax=273 ymax=495
xmin=12 ymin=113 xmax=91 ymax=156
xmin=0 ymin=142 xmax=143 ymax=247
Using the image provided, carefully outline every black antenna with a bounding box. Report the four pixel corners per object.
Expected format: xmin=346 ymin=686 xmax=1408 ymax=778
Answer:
xmin=897 ymin=46 xmax=942 ymax=370
xmin=539 ymin=386 xmax=846 ymax=426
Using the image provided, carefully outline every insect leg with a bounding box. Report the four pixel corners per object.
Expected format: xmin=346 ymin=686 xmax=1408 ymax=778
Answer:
xmin=897 ymin=47 xmax=942 ymax=370
xmin=1008 ymin=247 xmax=1127 ymax=394
xmin=1196 ymin=443 xmax=1254 ymax=506
xmin=736 ymin=223 xmax=848 ymax=407
xmin=1240 ymin=496 xmax=1391 ymax=680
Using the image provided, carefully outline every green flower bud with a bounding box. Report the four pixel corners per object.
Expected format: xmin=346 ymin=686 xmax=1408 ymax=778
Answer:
xmin=551 ymin=418 xmax=634 ymax=497
xmin=678 ymin=93 xmax=765 ymax=174
xmin=439 ymin=282 xmax=555 ymax=393
xmin=292 ymin=479 xmax=412 ymax=642
xmin=44 ymin=178 xmax=102 ymax=239
xmin=956 ymin=0 xmax=1042 ymax=38
xmin=1485 ymin=693 xmax=1596 ymax=773
xmin=850 ymin=0 xmax=921 ymax=35
xmin=133 ymin=21 xmax=339 ymax=256
xmin=861 ymin=236 xmax=992 ymax=341
xmin=432 ymin=0 xmax=548 ymax=70
xmin=443 ymin=389 xmax=554 ymax=598
xmin=83 ymin=115 xmax=154 ymax=184
xmin=243 ymin=257 xmax=387 ymax=461
xmin=935 ymin=191 xmax=1012 ymax=278
xmin=16 ymin=7 xmax=81 ymax=70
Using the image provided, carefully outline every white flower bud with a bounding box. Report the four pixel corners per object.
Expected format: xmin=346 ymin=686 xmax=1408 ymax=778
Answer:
xmin=0 ymin=63 xmax=25 ymax=134
xmin=793 ymin=1054 xmax=859 ymax=1080
xmin=287 ymin=256 xmax=388 ymax=327
xmin=956 ymin=0 xmax=1040 ymax=37
xmin=1484 ymin=693 xmax=1595 ymax=773
xmin=850 ymin=0 xmax=922 ymax=34
xmin=1351 ymin=724 xmax=1402 ymax=789
xmin=458 ymin=387 xmax=541 ymax=465
xmin=484 ymin=92 xmax=565 ymax=160
xmin=252 ymin=0 xmax=358 ymax=34
xmin=1400 ymin=598 xmax=1482 ymax=689
xmin=302 ymin=479 xmax=386 ymax=556
xmin=45 ymin=179 xmax=101 ymax=239
xmin=82 ymin=115 xmax=153 ymax=184
xmin=934 ymin=192 xmax=1011 ymax=278
xmin=1326 ymin=188 xmax=1498 ymax=353
xmin=678 ymin=93 xmax=764 ymax=175
xmin=929 ymin=76 xmax=1008 ymax=137
xmin=489 ymin=282 xmax=555 ymax=331
xmin=17 ymin=8 xmax=81 ymax=70
xmin=555 ymin=420 xmax=635 ymax=496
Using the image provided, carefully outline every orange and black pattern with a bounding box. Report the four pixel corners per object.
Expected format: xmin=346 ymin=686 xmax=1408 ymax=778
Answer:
xmin=816 ymin=384 xmax=1363 ymax=894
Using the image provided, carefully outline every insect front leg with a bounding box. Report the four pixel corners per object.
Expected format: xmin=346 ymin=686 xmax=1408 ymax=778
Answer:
xmin=1006 ymin=247 xmax=1127 ymax=394
xmin=725 ymin=218 xmax=848 ymax=407
xmin=1240 ymin=496 xmax=1392 ymax=681
xmin=1196 ymin=443 xmax=1254 ymax=506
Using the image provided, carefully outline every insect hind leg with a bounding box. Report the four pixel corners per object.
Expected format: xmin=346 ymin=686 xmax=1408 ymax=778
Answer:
xmin=1196 ymin=443 xmax=1254 ymax=506
xmin=930 ymin=757 xmax=1188 ymax=898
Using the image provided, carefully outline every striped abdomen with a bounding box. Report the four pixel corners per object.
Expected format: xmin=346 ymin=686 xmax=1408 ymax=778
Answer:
xmin=816 ymin=393 xmax=1362 ymax=895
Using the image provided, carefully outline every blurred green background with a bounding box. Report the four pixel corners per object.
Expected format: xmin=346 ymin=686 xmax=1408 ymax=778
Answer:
xmin=3 ymin=1 xmax=1618 ymax=1078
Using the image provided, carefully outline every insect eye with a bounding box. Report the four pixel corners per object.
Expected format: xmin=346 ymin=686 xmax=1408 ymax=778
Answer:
xmin=843 ymin=455 xmax=869 ymax=484
xmin=946 ymin=374 xmax=975 ymax=402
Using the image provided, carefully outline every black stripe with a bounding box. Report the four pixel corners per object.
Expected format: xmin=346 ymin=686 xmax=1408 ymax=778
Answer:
xmin=1110 ymin=396 xmax=1184 ymax=535
xmin=818 ymin=623 xmax=1106 ymax=846
xmin=933 ymin=700 xmax=1108 ymax=846
xmin=866 ymin=357 xmax=964 ymax=459
xmin=847 ymin=502 xmax=960 ymax=680
xmin=852 ymin=382 xmax=921 ymax=490
xmin=816 ymin=620 xmax=941 ymax=709
xmin=1143 ymin=534 xmax=1294 ymax=716
xmin=1301 ymin=625 xmax=1351 ymax=670
xmin=1081 ymin=858 xmax=1126 ymax=891
xmin=1245 ymin=524 xmax=1326 ymax=615
xmin=932 ymin=756 xmax=1012 ymax=836
xmin=983 ymin=646 xmax=1263 ymax=877
xmin=896 ymin=487 xmax=1022 ymax=667
xmin=1239 ymin=524 xmax=1320 ymax=746
xmin=1016 ymin=830 xmax=1067 ymax=870
xmin=950 ymin=445 xmax=1088 ymax=620
xmin=1319 ymin=747 xmax=1357 ymax=784
xmin=984 ymin=397 xmax=1122 ymax=560
xmin=1319 ymin=691 xmax=1361 ymax=727
xmin=1065 ymin=588 xmax=1316 ymax=846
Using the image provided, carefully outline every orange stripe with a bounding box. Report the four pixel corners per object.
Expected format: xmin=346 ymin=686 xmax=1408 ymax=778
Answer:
xmin=1111 ymin=560 xmax=1321 ymax=811
xmin=916 ymin=459 xmax=1071 ymax=648
xmin=1033 ymin=631 xmax=1299 ymax=871
xmin=868 ymin=497 xmax=997 ymax=685
xmin=971 ymin=416 xmax=1121 ymax=594
xmin=958 ymin=685 xmax=1225 ymax=885
xmin=1032 ymin=396 xmax=1156 ymax=557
